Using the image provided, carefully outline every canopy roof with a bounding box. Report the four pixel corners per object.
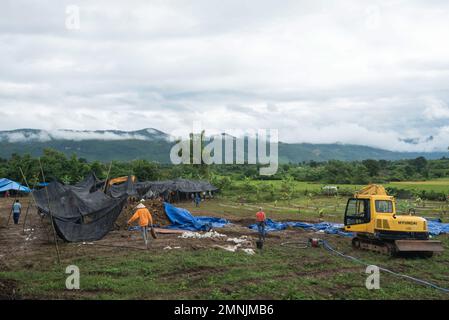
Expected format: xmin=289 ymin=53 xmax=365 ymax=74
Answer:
xmin=136 ymin=178 xmax=218 ymax=197
xmin=0 ymin=178 xmax=31 ymax=193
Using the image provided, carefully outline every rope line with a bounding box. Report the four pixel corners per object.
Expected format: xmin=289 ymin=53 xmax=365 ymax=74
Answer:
xmin=321 ymin=239 xmax=449 ymax=294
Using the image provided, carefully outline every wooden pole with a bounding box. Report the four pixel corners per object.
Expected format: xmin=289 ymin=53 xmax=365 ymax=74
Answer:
xmin=18 ymin=167 xmax=51 ymax=242
xmin=22 ymin=178 xmax=38 ymax=233
xmin=37 ymin=160 xmax=61 ymax=264
xmin=19 ymin=167 xmax=50 ymax=242
xmin=103 ymin=161 xmax=113 ymax=193
xmin=21 ymin=203 xmax=31 ymax=233
xmin=6 ymin=206 xmax=13 ymax=226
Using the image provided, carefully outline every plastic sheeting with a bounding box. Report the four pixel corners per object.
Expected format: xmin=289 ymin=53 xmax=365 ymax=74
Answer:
xmin=249 ymin=219 xmax=353 ymax=237
xmin=107 ymin=176 xmax=137 ymax=199
xmin=33 ymin=173 xmax=128 ymax=242
xmin=141 ymin=179 xmax=218 ymax=198
xmin=163 ymin=202 xmax=228 ymax=231
xmin=0 ymin=178 xmax=31 ymax=193
xmin=249 ymin=218 xmax=449 ymax=238
xmin=427 ymin=219 xmax=449 ymax=236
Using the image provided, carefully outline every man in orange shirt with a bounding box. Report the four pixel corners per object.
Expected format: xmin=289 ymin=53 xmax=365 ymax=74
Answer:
xmin=256 ymin=207 xmax=267 ymax=242
xmin=128 ymin=202 xmax=154 ymax=248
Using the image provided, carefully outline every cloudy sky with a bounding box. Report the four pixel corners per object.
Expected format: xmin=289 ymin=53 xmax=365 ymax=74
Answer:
xmin=1 ymin=0 xmax=449 ymax=151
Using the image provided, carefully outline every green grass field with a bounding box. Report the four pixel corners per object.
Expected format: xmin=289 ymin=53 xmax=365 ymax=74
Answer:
xmin=225 ymin=179 xmax=449 ymax=195
xmin=2 ymin=235 xmax=449 ymax=300
xmin=388 ymin=178 xmax=449 ymax=193
xmin=1 ymin=178 xmax=449 ymax=300
xmin=213 ymin=179 xmax=449 ymax=223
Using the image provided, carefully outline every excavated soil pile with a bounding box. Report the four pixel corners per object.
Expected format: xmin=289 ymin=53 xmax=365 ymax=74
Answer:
xmin=116 ymin=199 xmax=172 ymax=229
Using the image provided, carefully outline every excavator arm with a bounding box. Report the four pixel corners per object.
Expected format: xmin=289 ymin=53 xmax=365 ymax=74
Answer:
xmin=355 ymin=184 xmax=387 ymax=196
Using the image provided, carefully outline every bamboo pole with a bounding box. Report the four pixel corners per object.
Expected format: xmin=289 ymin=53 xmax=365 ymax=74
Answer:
xmin=22 ymin=177 xmax=39 ymax=233
xmin=103 ymin=161 xmax=113 ymax=193
xmin=21 ymin=203 xmax=30 ymax=233
xmin=37 ymin=160 xmax=61 ymax=264
xmin=6 ymin=205 xmax=12 ymax=226
xmin=18 ymin=167 xmax=51 ymax=242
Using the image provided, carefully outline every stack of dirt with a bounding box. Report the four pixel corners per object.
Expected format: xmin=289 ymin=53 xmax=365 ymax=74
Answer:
xmin=116 ymin=199 xmax=172 ymax=229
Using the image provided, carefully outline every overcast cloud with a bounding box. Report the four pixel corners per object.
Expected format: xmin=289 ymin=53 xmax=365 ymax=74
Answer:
xmin=1 ymin=0 xmax=449 ymax=151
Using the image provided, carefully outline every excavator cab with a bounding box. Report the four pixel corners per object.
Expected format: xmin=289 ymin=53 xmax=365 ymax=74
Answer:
xmin=344 ymin=198 xmax=370 ymax=226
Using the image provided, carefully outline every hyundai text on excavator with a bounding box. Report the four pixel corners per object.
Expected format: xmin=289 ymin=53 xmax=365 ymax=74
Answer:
xmin=344 ymin=184 xmax=444 ymax=257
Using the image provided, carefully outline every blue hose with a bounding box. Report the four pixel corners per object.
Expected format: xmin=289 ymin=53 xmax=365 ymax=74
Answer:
xmin=320 ymin=239 xmax=449 ymax=294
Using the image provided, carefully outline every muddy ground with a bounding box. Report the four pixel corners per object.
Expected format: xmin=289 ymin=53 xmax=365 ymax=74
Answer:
xmin=6 ymin=197 xmax=444 ymax=300
xmin=0 ymin=197 xmax=334 ymax=271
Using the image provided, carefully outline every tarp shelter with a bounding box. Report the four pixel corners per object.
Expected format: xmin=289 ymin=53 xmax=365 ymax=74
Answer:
xmin=0 ymin=178 xmax=31 ymax=193
xmin=33 ymin=174 xmax=130 ymax=242
xmin=138 ymin=178 xmax=219 ymax=200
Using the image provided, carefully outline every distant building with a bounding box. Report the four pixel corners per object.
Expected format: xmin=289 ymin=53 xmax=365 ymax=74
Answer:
xmin=322 ymin=185 xmax=338 ymax=196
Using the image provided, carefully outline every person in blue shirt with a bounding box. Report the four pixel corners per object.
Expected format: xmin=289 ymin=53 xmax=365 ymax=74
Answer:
xmin=12 ymin=200 xmax=22 ymax=225
xmin=194 ymin=193 xmax=201 ymax=207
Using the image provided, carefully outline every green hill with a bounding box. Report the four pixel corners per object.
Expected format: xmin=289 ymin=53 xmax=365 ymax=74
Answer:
xmin=0 ymin=129 xmax=447 ymax=163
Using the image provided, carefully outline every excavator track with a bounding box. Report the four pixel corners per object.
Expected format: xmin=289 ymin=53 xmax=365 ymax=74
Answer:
xmin=352 ymin=237 xmax=441 ymax=257
xmin=352 ymin=237 xmax=393 ymax=255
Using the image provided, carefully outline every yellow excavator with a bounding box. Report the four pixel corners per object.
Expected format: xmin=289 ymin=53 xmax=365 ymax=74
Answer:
xmin=107 ymin=175 xmax=136 ymax=187
xmin=344 ymin=184 xmax=444 ymax=257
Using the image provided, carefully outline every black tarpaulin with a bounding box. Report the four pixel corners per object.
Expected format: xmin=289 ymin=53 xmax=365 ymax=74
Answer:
xmin=33 ymin=174 xmax=129 ymax=242
xmin=107 ymin=175 xmax=137 ymax=198
xmin=141 ymin=178 xmax=218 ymax=197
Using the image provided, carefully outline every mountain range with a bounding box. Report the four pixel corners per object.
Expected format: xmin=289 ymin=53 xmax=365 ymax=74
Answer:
xmin=0 ymin=128 xmax=447 ymax=163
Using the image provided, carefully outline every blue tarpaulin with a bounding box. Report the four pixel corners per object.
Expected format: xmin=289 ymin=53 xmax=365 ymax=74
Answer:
xmin=163 ymin=202 xmax=228 ymax=231
xmin=249 ymin=218 xmax=449 ymax=238
xmin=248 ymin=219 xmax=353 ymax=237
xmin=0 ymin=178 xmax=31 ymax=193
xmin=427 ymin=219 xmax=449 ymax=236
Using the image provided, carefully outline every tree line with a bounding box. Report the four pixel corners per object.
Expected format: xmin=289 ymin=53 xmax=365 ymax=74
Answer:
xmin=1 ymin=148 xmax=449 ymax=187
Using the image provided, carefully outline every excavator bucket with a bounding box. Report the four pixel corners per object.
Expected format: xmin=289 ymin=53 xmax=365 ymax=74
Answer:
xmin=395 ymin=240 xmax=444 ymax=252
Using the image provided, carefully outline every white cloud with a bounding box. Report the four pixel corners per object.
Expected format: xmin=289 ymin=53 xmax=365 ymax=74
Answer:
xmin=423 ymin=97 xmax=449 ymax=120
xmin=47 ymin=130 xmax=149 ymax=141
xmin=0 ymin=131 xmax=51 ymax=143
xmin=1 ymin=0 xmax=449 ymax=151
xmin=0 ymin=130 xmax=153 ymax=142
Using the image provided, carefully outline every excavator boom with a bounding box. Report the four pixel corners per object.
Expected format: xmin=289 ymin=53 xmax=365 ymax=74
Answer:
xmin=355 ymin=184 xmax=387 ymax=196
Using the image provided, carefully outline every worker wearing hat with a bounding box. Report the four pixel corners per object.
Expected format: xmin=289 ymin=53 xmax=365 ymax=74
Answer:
xmin=128 ymin=201 xmax=154 ymax=248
